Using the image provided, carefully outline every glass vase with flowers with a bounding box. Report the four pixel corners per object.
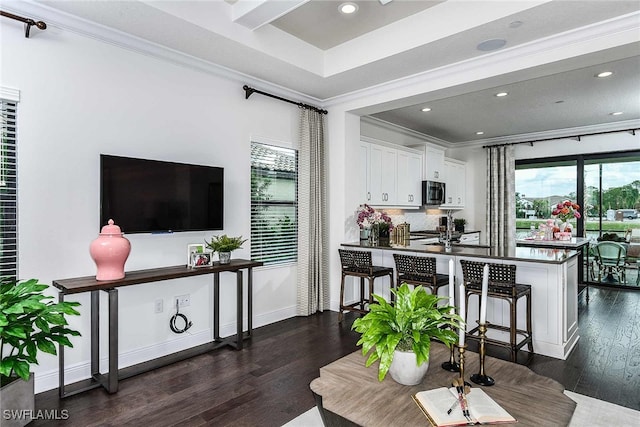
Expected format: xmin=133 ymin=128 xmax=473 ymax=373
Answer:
xmin=552 ymin=200 xmax=581 ymax=233
xmin=356 ymin=204 xmax=394 ymax=244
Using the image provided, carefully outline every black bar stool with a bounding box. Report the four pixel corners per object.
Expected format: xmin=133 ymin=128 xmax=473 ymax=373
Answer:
xmin=393 ymin=254 xmax=449 ymax=296
xmin=338 ymin=249 xmax=394 ymax=322
xmin=460 ymin=260 xmax=533 ymax=362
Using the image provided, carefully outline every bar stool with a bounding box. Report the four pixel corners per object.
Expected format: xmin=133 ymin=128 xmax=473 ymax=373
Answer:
xmin=393 ymin=254 xmax=449 ymax=296
xmin=460 ymin=260 xmax=533 ymax=362
xmin=338 ymin=249 xmax=394 ymax=322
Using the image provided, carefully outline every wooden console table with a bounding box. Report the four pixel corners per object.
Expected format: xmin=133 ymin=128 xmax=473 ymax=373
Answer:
xmin=53 ymin=259 xmax=262 ymax=398
xmin=311 ymin=342 xmax=576 ymax=426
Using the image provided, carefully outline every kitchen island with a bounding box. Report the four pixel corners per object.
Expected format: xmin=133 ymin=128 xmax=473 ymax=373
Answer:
xmin=341 ymin=241 xmax=579 ymax=360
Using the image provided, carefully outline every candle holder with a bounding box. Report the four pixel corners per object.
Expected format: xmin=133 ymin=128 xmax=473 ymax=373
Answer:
xmin=457 ymin=343 xmax=469 ymax=385
xmin=470 ymin=322 xmax=495 ymax=386
xmin=441 ymin=344 xmax=460 ymax=372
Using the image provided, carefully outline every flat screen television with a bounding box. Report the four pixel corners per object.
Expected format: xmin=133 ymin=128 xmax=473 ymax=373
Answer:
xmin=100 ymin=155 xmax=224 ymax=233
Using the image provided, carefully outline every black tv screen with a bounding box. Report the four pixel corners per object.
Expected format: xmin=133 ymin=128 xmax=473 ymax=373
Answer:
xmin=100 ymin=155 xmax=224 ymax=233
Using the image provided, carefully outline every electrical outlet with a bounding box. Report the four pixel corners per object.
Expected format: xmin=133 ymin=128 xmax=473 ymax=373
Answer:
xmin=154 ymin=299 xmax=163 ymax=313
xmin=175 ymin=294 xmax=190 ymax=308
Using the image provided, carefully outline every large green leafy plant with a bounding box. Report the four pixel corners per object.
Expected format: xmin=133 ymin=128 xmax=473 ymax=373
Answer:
xmin=352 ymin=283 xmax=462 ymax=381
xmin=0 ymin=277 xmax=81 ymax=385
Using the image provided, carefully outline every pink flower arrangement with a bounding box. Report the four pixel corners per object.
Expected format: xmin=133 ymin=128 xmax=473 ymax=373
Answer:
xmin=356 ymin=204 xmax=393 ymax=231
xmin=552 ymin=200 xmax=581 ymax=223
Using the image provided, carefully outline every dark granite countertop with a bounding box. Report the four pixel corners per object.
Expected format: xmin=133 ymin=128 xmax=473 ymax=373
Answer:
xmin=341 ymin=240 xmax=579 ymax=264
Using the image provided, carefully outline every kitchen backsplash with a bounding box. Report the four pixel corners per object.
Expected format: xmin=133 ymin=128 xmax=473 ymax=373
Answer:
xmin=384 ymin=209 xmax=448 ymax=232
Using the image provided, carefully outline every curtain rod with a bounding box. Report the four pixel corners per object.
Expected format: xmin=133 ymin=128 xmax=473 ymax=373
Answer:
xmin=243 ymin=85 xmax=327 ymax=115
xmin=483 ymin=127 xmax=638 ymax=148
xmin=1 ymin=10 xmax=47 ymax=38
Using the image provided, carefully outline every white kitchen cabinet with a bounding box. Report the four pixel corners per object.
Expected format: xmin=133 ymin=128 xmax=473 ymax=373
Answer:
xmin=369 ymin=143 xmax=397 ymax=205
xmin=360 ymin=140 xmax=423 ymax=207
xmin=359 ymin=141 xmax=371 ymax=203
xmin=396 ymin=150 xmax=423 ymax=207
xmin=441 ymin=158 xmax=466 ymax=208
xmin=425 ymin=145 xmax=445 ymax=182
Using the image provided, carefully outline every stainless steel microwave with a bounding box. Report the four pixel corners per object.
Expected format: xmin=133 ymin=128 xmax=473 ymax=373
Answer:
xmin=422 ymin=181 xmax=445 ymax=205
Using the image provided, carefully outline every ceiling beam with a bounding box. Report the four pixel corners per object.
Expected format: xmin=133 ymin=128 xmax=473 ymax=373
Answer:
xmin=232 ymin=0 xmax=310 ymax=30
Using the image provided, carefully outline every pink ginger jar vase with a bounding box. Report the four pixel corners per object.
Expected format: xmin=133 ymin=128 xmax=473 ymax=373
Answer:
xmin=89 ymin=219 xmax=131 ymax=281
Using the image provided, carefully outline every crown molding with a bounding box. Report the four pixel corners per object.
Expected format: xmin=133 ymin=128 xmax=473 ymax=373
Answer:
xmin=2 ymin=0 xmax=324 ymax=107
xmin=360 ymin=116 xmax=450 ymax=148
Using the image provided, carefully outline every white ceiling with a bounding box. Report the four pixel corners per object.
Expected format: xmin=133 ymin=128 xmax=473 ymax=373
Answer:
xmin=12 ymin=0 xmax=640 ymax=146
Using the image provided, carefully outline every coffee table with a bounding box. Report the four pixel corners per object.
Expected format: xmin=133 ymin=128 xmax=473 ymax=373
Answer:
xmin=311 ymin=343 xmax=576 ymax=426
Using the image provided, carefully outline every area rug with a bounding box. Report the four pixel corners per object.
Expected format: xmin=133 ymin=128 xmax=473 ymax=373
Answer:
xmin=282 ymin=391 xmax=640 ymax=426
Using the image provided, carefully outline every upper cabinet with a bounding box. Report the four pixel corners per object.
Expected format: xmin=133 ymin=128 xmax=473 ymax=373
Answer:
xmin=396 ymin=150 xmax=422 ymax=206
xmin=441 ymin=158 xmax=467 ymax=208
xmin=360 ymin=140 xmax=423 ymax=208
xmin=424 ymin=145 xmax=445 ymax=182
xmin=369 ymin=143 xmax=397 ymax=205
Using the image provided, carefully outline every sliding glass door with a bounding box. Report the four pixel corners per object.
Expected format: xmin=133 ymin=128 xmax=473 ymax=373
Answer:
xmin=516 ymin=150 xmax=640 ymax=289
xmin=584 ymin=157 xmax=640 ymax=286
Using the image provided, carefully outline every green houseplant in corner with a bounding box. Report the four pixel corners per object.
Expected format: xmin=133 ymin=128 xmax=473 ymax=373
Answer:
xmin=205 ymin=234 xmax=247 ymax=264
xmin=352 ymin=283 xmax=462 ymax=385
xmin=0 ymin=277 xmax=81 ymax=426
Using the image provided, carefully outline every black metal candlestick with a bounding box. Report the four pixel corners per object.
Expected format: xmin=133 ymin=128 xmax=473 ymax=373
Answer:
xmin=470 ymin=322 xmax=495 ymax=386
xmin=441 ymin=344 xmax=460 ymax=372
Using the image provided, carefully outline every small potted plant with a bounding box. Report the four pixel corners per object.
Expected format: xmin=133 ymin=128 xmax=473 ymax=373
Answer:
xmin=205 ymin=234 xmax=247 ymax=264
xmin=0 ymin=277 xmax=81 ymax=426
xmin=352 ymin=283 xmax=462 ymax=385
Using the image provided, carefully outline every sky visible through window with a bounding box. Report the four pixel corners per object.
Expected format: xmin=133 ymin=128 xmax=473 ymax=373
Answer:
xmin=516 ymin=162 xmax=639 ymax=198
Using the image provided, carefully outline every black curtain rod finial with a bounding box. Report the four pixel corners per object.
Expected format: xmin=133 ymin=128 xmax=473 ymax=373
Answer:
xmin=1 ymin=10 xmax=47 ymax=38
xmin=243 ymin=85 xmax=256 ymax=100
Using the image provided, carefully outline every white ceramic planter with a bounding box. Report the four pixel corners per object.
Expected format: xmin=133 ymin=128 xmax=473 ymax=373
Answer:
xmin=388 ymin=349 xmax=430 ymax=385
xmin=0 ymin=373 xmax=34 ymax=427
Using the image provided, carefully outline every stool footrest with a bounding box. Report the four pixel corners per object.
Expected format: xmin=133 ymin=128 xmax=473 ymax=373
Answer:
xmin=466 ymin=324 xmax=532 ymax=353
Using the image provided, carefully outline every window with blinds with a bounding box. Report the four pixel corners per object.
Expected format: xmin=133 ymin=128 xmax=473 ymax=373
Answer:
xmin=0 ymin=99 xmax=17 ymax=279
xmin=251 ymin=142 xmax=298 ymax=265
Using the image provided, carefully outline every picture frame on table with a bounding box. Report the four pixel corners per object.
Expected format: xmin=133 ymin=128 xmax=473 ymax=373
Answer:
xmin=190 ymin=251 xmax=212 ymax=268
xmin=187 ymin=244 xmax=205 ymax=267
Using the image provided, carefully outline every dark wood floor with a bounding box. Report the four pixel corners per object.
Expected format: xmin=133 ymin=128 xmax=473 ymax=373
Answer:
xmin=33 ymin=285 xmax=639 ymax=426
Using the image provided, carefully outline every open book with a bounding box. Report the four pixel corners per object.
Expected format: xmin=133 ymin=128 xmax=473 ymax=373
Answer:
xmin=413 ymin=387 xmax=517 ymax=426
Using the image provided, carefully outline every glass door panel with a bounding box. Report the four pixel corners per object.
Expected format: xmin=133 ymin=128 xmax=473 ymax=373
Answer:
xmin=584 ymin=157 xmax=640 ymax=287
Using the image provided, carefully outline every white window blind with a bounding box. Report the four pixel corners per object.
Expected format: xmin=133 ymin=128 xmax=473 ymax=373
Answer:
xmin=0 ymin=99 xmax=17 ymax=279
xmin=251 ymin=142 xmax=298 ymax=265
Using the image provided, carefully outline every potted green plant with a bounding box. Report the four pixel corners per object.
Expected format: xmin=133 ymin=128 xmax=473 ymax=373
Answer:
xmin=0 ymin=277 xmax=81 ymax=426
xmin=352 ymin=283 xmax=462 ymax=385
xmin=454 ymin=218 xmax=466 ymax=232
xmin=205 ymin=234 xmax=247 ymax=264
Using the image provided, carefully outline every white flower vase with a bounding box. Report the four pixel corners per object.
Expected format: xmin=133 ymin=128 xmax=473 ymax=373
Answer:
xmin=388 ymin=349 xmax=430 ymax=385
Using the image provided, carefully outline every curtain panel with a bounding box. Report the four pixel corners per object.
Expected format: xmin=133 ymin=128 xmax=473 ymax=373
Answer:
xmin=297 ymin=109 xmax=329 ymax=315
xmin=486 ymin=145 xmax=516 ymax=257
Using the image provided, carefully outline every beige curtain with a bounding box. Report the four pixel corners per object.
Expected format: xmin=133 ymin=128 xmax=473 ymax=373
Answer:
xmin=486 ymin=145 xmax=516 ymax=256
xmin=297 ymin=108 xmax=329 ymax=315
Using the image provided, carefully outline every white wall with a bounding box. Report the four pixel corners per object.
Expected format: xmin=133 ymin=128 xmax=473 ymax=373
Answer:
xmin=2 ymin=24 xmax=299 ymax=392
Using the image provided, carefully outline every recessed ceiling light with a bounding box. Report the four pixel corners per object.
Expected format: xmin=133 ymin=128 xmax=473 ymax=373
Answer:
xmin=495 ymin=92 xmax=508 ymax=97
xmin=476 ymin=131 xmax=484 ymax=135
xmin=421 ymin=107 xmax=432 ymax=112
xmin=477 ymin=39 xmax=507 ymax=51
xmin=610 ymin=111 xmax=623 ymax=116
xmin=339 ymin=2 xmax=358 ymax=14
xmin=596 ymin=71 xmax=613 ymax=78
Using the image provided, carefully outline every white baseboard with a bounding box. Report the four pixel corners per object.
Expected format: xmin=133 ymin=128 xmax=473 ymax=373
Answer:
xmin=34 ymin=305 xmax=298 ymax=393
